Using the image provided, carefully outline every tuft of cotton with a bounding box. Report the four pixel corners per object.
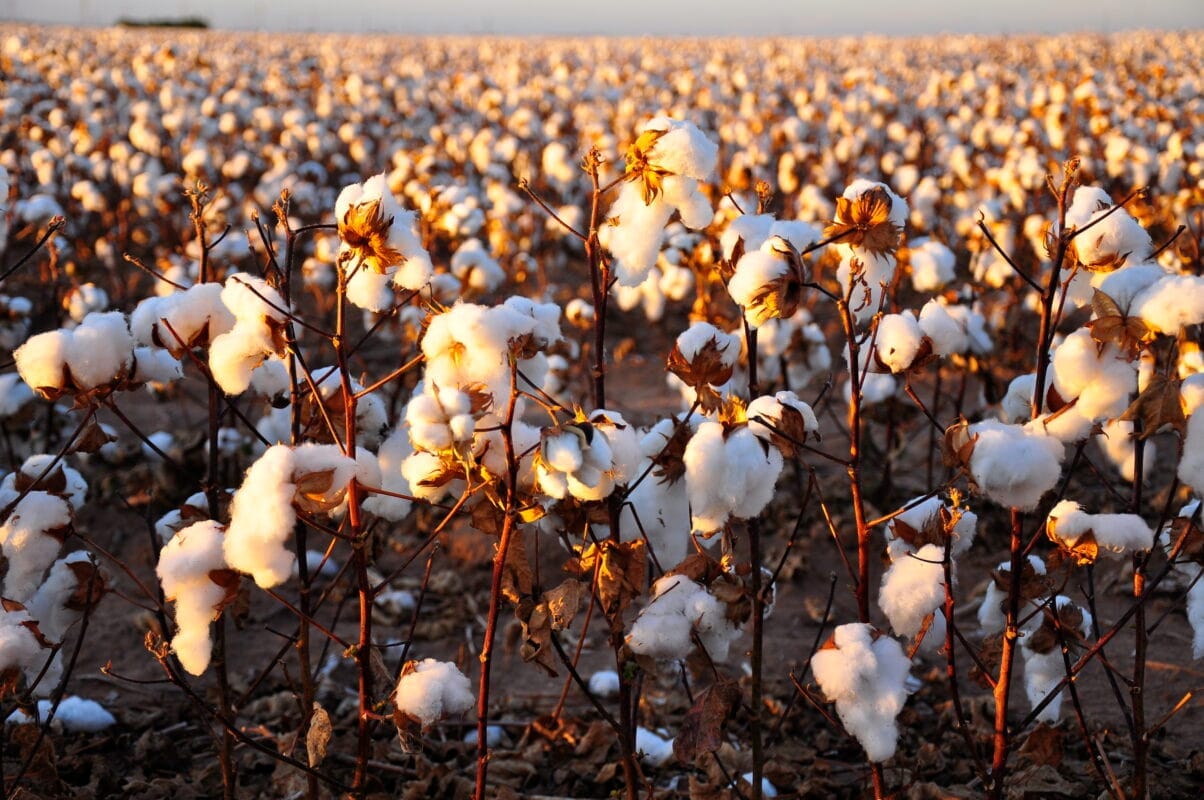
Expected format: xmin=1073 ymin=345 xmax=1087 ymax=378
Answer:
xmin=26 ymin=551 xmax=98 ymax=644
xmin=1177 ymin=378 xmax=1204 ymax=495
xmin=875 ymin=312 xmax=926 ymax=373
xmin=967 ymin=420 xmax=1063 ymax=511
xmin=602 ymin=118 xmax=716 ymax=286
xmin=1048 ymin=329 xmax=1137 ymax=426
xmin=908 ymin=238 xmax=956 ymax=291
xmin=335 ymin=173 xmax=434 ymax=296
xmin=684 ymin=422 xmax=783 ymax=533
xmin=0 ymin=492 xmax=71 ymax=602
xmin=627 ymin=574 xmax=741 ymax=662
xmin=6 ymin=696 xmax=116 ymax=732
xmin=130 ymin=282 xmax=234 ymax=354
xmin=1130 ymin=273 xmax=1204 ymax=335
xmin=362 ymin=426 xmax=414 ymax=522
xmin=1066 ymin=187 xmax=1152 ymax=269
xmin=635 ymin=727 xmax=675 ymax=767
xmin=1046 ymin=499 xmax=1153 ymax=555
xmin=536 ymin=411 xmax=640 ymax=502
xmin=15 ymin=313 xmax=137 ymax=398
xmin=588 ymin=670 xmax=621 ymax=698
xmin=156 ymin=520 xmax=229 ymax=676
xmin=811 ymin=622 xmax=911 ymax=762
xmin=393 ymin=658 xmax=474 ymax=726
xmin=747 ymin=390 xmax=819 ymax=454
xmin=0 ymin=605 xmax=46 ymax=689
xmin=918 ymin=300 xmax=967 ymax=357
xmin=728 ymin=245 xmax=792 ymax=328
xmin=132 ymin=347 xmax=183 ymax=385
xmin=0 ymin=454 xmax=89 ymax=512
xmin=208 ymin=274 xmax=289 ymax=395
xmin=979 ymin=555 xmax=1048 ymax=635
xmin=224 ymin=444 xmax=357 ymax=588
xmin=1022 ymin=596 xmax=1093 ymax=723
xmin=879 ymin=543 xmax=947 ymax=649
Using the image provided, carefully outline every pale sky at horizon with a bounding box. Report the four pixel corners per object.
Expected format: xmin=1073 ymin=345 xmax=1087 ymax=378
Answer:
xmin=1 ymin=0 xmax=1202 ymax=36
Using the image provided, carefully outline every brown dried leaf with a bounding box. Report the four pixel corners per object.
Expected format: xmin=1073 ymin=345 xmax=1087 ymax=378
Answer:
xmin=64 ymin=560 xmax=106 ymax=611
xmin=306 ymin=702 xmax=332 ymax=767
xmin=673 ymin=677 xmax=741 ymax=764
xmin=292 ymin=468 xmax=342 ymax=514
xmin=1019 ymin=723 xmax=1064 ymax=767
xmin=571 ymin=539 xmax=646 ymax=616
xmin=941 ymin=417 xmax=977 ymax=470
xmin=667 ymin=336 xmax=736 ymax=390
xmin=1120 ymin=373 xmax=1187 ymax=438
xmin=823 ymin=186 xmax=901 ymax=255
xmin=1086 ymin=289 xmax=1155 ymax=359
xmin=69 ymin=418 xmax=116 ymax=455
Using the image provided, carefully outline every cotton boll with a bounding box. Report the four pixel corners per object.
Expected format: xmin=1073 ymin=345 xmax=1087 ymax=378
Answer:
xmin=879 ymin=544 xmax=947 ymax=649
xmin=918 ymin=300 xmax=967 ymax=356
xmin=14 ymin=330 xmax=71 ymax=397
xmin=1048 ymin=329 xmax=1136 ymax=423
xmin=0 ymin=492 xmax=71 ymax=602
xmin=640 ymin=116 xmax=718 ymax=181
xmin=65 ymin=283 xmax=109 ymax=323
xmin=1021 ymin=596 xmax=1093 ymax=723
xmin=393 ymin=659 xmax=474 ymax=727
xmin=1187 ymin=573 xmax=1204 ymax=660
xmin=588 ymin=670 xmax=621 ymax=698
xmin=1177 ymin=412 xmax=1204 ymax=496
xmin=1096 ymin=419 xmax=1152 ymax=483
xmin=635 ymin=727 xmax=675 ymax=767
xmin=728 ymin=247 xmax=791 ymax=327
xmin=967 ymin=420 xmax=1063 ymax=511
xmin=25 ymin=551 xmax=98 ymax=643
xmin=603 ymin=181 xmax=675 ymax=286
xmin=1066 ymin=187 xmax=1152 ymax=268
xmin=978 ymin=555 xmax=1047 ymax=635
xmin=346 ymin=266 xmax=393 ymax=312
xmin=1047 ymin=499 xmax=1153 ymax=555
xmin=875 ymin=312 xmax=925 ymax=373
xmin=156 ymin=520 xmax=229 ymax=676
xmin=0 ymin=606 xmax=46 ymax=689
xmin=627 ymin=574 xmax=739 ymax=662
xmin=450 ymin=238 xmax=505 ymax=294
xmin=811 ymin=622 xmax=911 ymax=763
xmin=1130 ymin=273 xmax=1204 ymax=335
xmin=132 ymin=347 xmax=183 ymax=385
xmin=908 ymin=238 xmax=956 ymax=292
xmin=1001 ymin=374 xmax=1037 ymax=423
xmin=0 ymin=455 xmax=88 ymax=511
xmin=224 ymin=444 xmax=356 ymax=588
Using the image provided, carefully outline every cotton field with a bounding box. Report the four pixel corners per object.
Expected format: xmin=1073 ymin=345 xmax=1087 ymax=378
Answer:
xmin=1 ymin=22 xmax=1203 ymax=800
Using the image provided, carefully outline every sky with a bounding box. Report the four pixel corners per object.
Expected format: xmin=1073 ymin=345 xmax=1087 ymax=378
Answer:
xmin=1 ymin=0 xmax=1202 ymax=36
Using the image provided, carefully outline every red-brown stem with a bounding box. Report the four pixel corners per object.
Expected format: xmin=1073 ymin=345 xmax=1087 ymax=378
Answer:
xmin=1130 ymin=423 xmax=1148 ymax=799
xmin=474 ymin=361 xmax=521 ymax=800
xmin=743 ymin=321 xmax=765 ymax=800
xmin=989 ymin=510 xmax=1025 ymax=800
xmin=334 ymin=268 xmax=373 ymax=798
xmin=942 ymin=543 xmax=988 ymax=785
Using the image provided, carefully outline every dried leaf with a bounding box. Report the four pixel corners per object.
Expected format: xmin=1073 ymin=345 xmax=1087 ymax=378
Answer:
xmin=823 ymin=186 xmax=901 ymax=255
xmin=306 ymin=702 xmax=332 ymax=767
xmin=1086 ymin=289 xmax=1155 ymax=358
xmin=667 ymin=336 xmax=736 ymax=390
xmin=339 ymin=197 xmax=404 ymax=274
xmin=570 ymin=539 xmax=646 ymax=616
xmin=292 ymin=468 xmax=342 ymax=514
xmin=624 ymin=128 xmax=672 ymax=205
xmin=69 ymin=418 xmax=116 ymax=455
xmin=673 ymin=677 xmax=741 ymax=764
xmin=1120 ymin=373 xmax=1187 ymax=438
xmin=1019 ymin=723 xmax=1064 ymax=767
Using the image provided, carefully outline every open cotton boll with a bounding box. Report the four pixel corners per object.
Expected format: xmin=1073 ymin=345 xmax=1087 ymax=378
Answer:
xmin=0 ymin=492 xmax=71 ymax=603
xmin=908 ymin=237 xmax=956 ymax=291
xmin=884 ymin=495 xmax=978 ymax=559
xmin=944 ymin=304 xmax=993 ymax=355
xmin=967 ymin=420 xmax=1063 ymax=511
xmin=5 ymin=697 xmax=116 ymax=733
xmin=728 ymin=247 xmax=791 ymax=328
xmin=451 ymin=238 xmax=505 ymax=294
xmin=875 ymin=312 xmax=925 ymax=373
xmin=224 ymin=444 xmax=356 ymax=589
xmin=684 ymin=421 xmax=781 ymax=533
xmin=978 ymin=555 xmax=1047 ymax=635
xmin=1049 ymin=329 xmax=1136 ymax=423
xmin=640 ymin=117 xmax=718 ymax=181
xmin=721 ymin=213 xmax=776 ymax=261
xmin=1097 ymin=263 xmax=1167 ymax=309
xmin=335 ymin=173 xmax=434 ymax=295
xmin=1001 ymin=374 xmax=1037 ymax=423
xmin=635 ymin=727 xmax=675 ymax=768
xmin=156 ymin=520 xmax=229 ymax=676
xmin=588 ymin=670 xmax=621 ymax=698
xmin=811 ymin=622 xmax=911 ymax=763
xmin=26 ymin=551 xmax=98 ymax=644
xmin=220 ymin=273 xmax=288 ymax=324
xmin=1065 ymin=186 xmax=1151 ymax=268
xmin=209 ymin=322 xmax=282 ymax=395
xmin=0 ymin=605 xmax=47 ymax=689
xmin=393 ymin=658 xmax=474 ymax=727
xmin=627 ymin=574 xmax=740 ymax=662
xmin=346 ymin=266 xmax=393 ymax=312
xmin=1022 ymin=596 xmax=1093 ymax=723
xmin=1187 ymin=569 xmax=1204 ymax=660
xmin=1129 ymin=273 xmax=1204 ymax=335
xmin=918 ymin=300 xmax=967 ymax=357
xmin=0 ymin=454 xmax=89 ymax=511
xmin=1047 ymin=500 xmax=1153 ymax=555
xmin=130 ymin=282 xmax=234 ymax=353
xmin=603 ymin=181 xmax=675 ymax=286
xmin=747 ymin=391 xmax=819 ymax=448
xmin=14 ymin=330 xmax=71 ymax=396
xmin=879 ymin=544 xmax=948 ymax=648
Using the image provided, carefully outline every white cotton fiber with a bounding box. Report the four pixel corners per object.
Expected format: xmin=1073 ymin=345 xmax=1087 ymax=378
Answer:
xmin=811 ymin=622 xmax=911 ymax=762
xmin=967 ymin=420 xmax=1063 ymax=511
xmin=1046 ymin=499 xmax=1153 ymax=555
xmin=0 ymin=492 xmax=71 ymax=602
xmin=393 ymin=659 xmax=474 ymax=726
xmin=879 ymin=544 xmax=948 ymax=648
xmin=156 ymin=520 xmax=228 ymax=676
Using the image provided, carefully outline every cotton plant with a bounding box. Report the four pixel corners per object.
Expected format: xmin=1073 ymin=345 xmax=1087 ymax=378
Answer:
xmin=1045 ymin=500 xmax=1154 ymax=563
xmin=601 ymin=117 xmax=718 ymax=286
xmin=811 ymin=622 xmax=912 ymax=763
xmin=944 ymin=418 xmax=1064 ymax=512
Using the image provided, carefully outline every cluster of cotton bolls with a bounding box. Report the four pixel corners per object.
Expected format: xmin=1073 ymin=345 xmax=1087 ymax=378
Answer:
xmin=0 ymin=456 xmax=104 ymax=693
xmin=626 ymin=574 xmax=742 ymax=662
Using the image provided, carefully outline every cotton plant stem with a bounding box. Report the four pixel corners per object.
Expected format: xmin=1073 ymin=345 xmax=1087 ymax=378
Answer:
xmin=333 ymin=269 xmax=374 ymax=799
xmin=1130 ymin=425 xmax=1148 ymax=799
xmin=742 ymin=320 xmax=765 ymax=800
xmin=473 ymin=361 xmax=521 ymax=800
